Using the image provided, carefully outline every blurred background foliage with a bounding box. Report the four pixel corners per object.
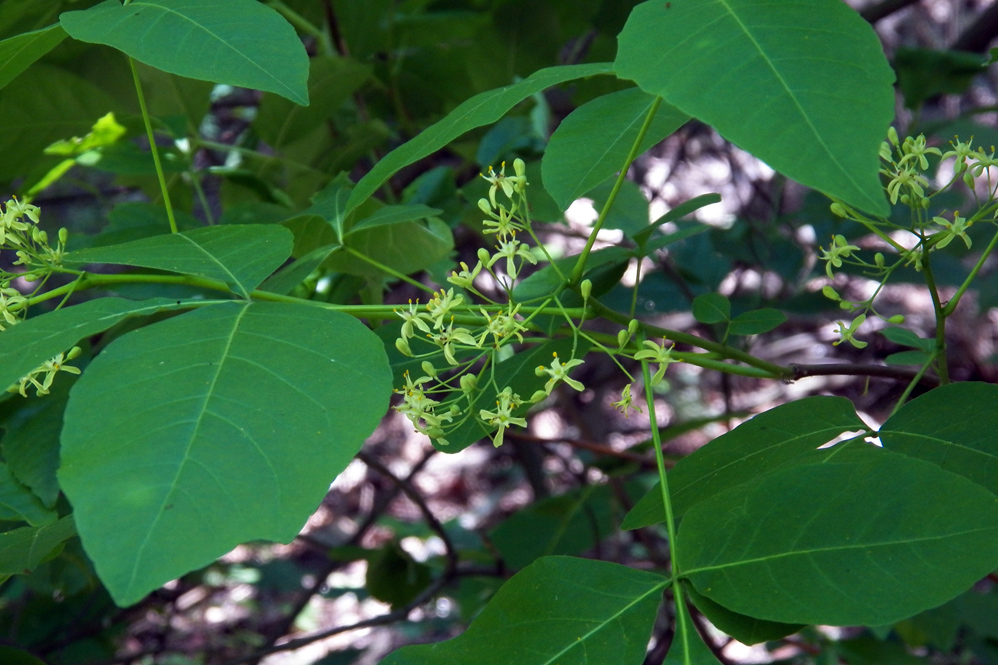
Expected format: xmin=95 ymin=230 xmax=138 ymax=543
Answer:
xmin=2 ymin=0 xmax=998 ymax=663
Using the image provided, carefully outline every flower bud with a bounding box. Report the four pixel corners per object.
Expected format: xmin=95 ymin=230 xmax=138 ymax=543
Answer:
xmin=395 ymin=337 xmax=412 ymax=357
xmin=822 ymin=285 xmax=841 ymax=301
xmin=839 ymin=300 xmax=852 ymax=310
xmin=964 ymin=171 xmax=975 ymax=189
xmin=829 ymin=202 xmax=847 ymax=217
xmin=530 ymin=389 xmax=548 ymax=404
xmin=513 ymin=158 xmax=526 ymax=178
xmin=628 ymin=319 xmax=640 ymax=335
xmin=477 ymin=247 xmax=491 ymax=265
xmin=460 ymin=373 xmax=477 ymax=393
xmin=58 ymin=228 xmax=68 ymax=245
xmin=580 ymin=279 xmax=592 ymax=300
xmin=887 ymin=314 xmax=905 ymax=324
xmin=875 ymin=252 xmax=885 ymax=268
xmin=421 ymin=361 xmax=437 ymax=378
xmin=888 ymin=126 xmax=899 ymax=147
xmin=617 ymin=329 xmax=629 ymax=348
xmin=478 ymin=198 xmax=492 ymax=214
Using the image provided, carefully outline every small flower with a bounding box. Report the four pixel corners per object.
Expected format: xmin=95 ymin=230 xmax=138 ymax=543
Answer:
xmin=430 ymin=319 xmax=479 ymax=365
xmin=425 ymin=288 xmax=465 ymax=329
xmin=8 ymin=347 xmax=82 ymax=397
xmin=478 ymin=303 xmax=524 ymax=348
xmin=884 ymin=164 xmax=929 ymax=205
xmin=447 ymin=261 xmax=483 ymax=290
xmin=932 ymin=212 xmax=972 ymax=249
xmin=633 ymin=339 xmax=679 ymax=386
xmin=611 ymin=384 xmax=642 ymax=417
xmin=818 ymin=234 xmax=861 ymax=279
xmin=535 ymin=352 xmax=585 ymax=394
xmin=482 ymin=204 xmax=524 ymax=240
xmin=0 ymin=287 xmax=27 ymax=330
xmin=487 ymin=237 xmax=537 ymax=280
xmin=479 ymin=387 xmax=527 ymax=447
xmin=941 ymin=137 xmax=977 ymax=174
xmin=480 ymin=161 xmax=527 ymax=209
xmin=395 ymin=299 xmax=432 ymax=340
xmin=898 ymin=134 xmax=941 ymax=170
xmin=971 ymin=147 xmax=998 ymax=177
xmin=833 ymin=314 xmax=868 ymax=349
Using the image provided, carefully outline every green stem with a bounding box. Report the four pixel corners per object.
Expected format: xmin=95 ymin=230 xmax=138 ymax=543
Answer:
xmin=640 ymin=359 xmax=682 ymax=576
xmin=570 ymin=96 xmax=662 ymax=285
xmin=919 ymin=247 xmax=950 ymax=385
xmin=266 ymin=0 xmax=334 ymax=54
xmin=943 ymin=225 xmax=998 ymax=317
xmin=129 ymin=57 xmax=178 ymax=234
xmin=591 ymin=299 xmax=788 ymax=377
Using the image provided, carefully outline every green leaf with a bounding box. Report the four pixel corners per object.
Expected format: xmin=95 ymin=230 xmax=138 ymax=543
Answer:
xmin=59 ymin=0 xmax=310 ymax=105
xmin=881 ymin=326 xmax=934 ymax=351
xmin=0 ymin=516 xmax=76 ymax=577
xmin=664 ymin=596 xmax=722 ymax=665
xmin=489 ymin=485 xmax=617 ymax=570
xmin=837 ymin=636 xmax=928 ymax=665
xmin=513 ymin=247 xmax=632 ymax=302
xmin=691 ymin=293 xmax=729 ymax=324
xmin=880 ymin=383 xmax=998 ymax=496
xmin=0 ymin=297 xmax=224 ymax=396
xmin=346 ymin=62 xmax=615 ymax=215
xmin=380 ymin=556 xmax=668 ymax=665
xmin=65 ymin=225 xmax=294 ymax=299
xmin=58 ymin=301 xmax=392 ymax=605
xmin=587 ymin=178 xmax=649 ymax=236
xmin=0 ymin=463 xmax=56 ymax=526
xmin=728 ymin=308 xmax=786 ymax=336
xmin=684 ymin=582 xmax=802 ymax=646
xmin=615 ymin=0 xmax=894 ymax=216
xmin=543 ymin=87 xmax=689 ymax=211
xmin=346 ymin=204 xmax=444 ymax=235
xmin=632 ymin=193 xmax=720 ymax=248
xmin=622 ymin=396 xmax=867 ymax=530
xmin=1 ymin=374 xmax=75 ymax=507
xmin=679 ymin=445 xmax=998 ymax=626
xmin=0 ymin=23 xmax=66 ymax=91
xmin=885 ymin=350 xmax=932 ymax=366
xmin=895 ymin=47 xmax=987 ymax=110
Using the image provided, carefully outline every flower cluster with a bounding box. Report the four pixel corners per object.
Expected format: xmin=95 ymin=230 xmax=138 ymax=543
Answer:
xmin=0 ymin=198 xmax=68 ymax=283
xmin=392 ymin=160 xmax=595 ymax=448
xmin=821 ymin=130 xmax=995 ymax=348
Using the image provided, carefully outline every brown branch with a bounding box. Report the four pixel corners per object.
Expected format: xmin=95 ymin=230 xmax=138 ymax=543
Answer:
xmin=860 ymin=0 xmax=920 ymax=23
xmin=789 ymin=362 xmax=940 ymax=387
xmin=951 ymin=1 xmax=998 ymax=53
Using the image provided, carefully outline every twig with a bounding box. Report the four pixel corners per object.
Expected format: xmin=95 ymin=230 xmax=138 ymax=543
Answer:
xmin=860 ymin=0 xmax=920 ymax=23
xmin=789 ymin=362 xmax=940 ymax=387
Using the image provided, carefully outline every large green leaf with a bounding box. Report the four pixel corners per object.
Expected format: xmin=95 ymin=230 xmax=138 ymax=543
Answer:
xmin=0 ymin=516 xmax=76 ymax=577
xmin=0 ymin=297 xmax=224 ymax=394
xmin=59 ymin=0 xmax=310 ymax=105
xmin=615 ymin=0 xmax=894 ymax=216
xmin=489 ymin=485 xmax=617 ymax=570
xmin=59 ymin=301 xmax=392 ymax=605
xmin=622 ymin=396 xmax=866 ymax=529
xmin=65 ymin=225 xmax=294 ymax=298
xmin=381 ymin=556 xmax=668 ymax=665
xmin=543 ymin=87 xmax=689 ymax=211
xmin=679 ymin=445 xmax=998 ymax=626
xmin=880 ymin=382 xmax=998 ymax=495
xmin=329 ymin=217 xmax=453 ymax=278
xmin=345 ymin=62 xmax=615 ymax=214
xmin=0 ymin=23 xmax=67 ymax=91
